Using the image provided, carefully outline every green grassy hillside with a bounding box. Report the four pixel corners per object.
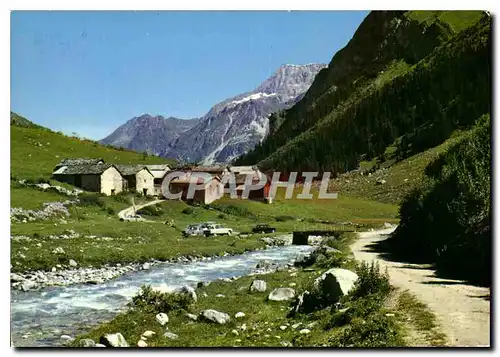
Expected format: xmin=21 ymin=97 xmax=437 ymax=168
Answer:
xmin=11 ymin=120 xmax=174 ymax=181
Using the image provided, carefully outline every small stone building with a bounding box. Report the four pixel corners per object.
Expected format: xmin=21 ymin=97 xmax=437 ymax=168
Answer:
xmin=145 ymin=164 xmax=171 ymax=196
xmin=115 ymin=165 xmax=155 ymax=196
xmin=53 ymin=163 xmax=124 ymax=195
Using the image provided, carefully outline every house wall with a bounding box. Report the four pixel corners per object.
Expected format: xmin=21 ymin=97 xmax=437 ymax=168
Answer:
xmin=136 ymin=169 xmax=155 ymax=196
xmin=100 ymin=166 xmax=125 ymax=195
xmin=81 ymin=174 xmax=101 ymax=192
xmin=200 ymin=179 xmax=222 ymax=204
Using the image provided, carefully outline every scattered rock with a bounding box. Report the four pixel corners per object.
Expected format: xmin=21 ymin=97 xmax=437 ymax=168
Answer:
xmin=289 ymin=282 xmax=297 ymax=287
xmin=199 ymin=309 xmax=231 ymax=324
xmin=178 ymin=286 xmax=197 ymax=303
xmin=95 ymin=343 xmax=106 ymax=347
xmin=235 ymin=312 xmax=245 ymax=319
xmin=78 ymin=338 xmax=96 ymax=347
xmin=291 ymin=323 xmax=302 ymax=330
xmin=137 ymin=340 xmax=147 ymax=347
xmin=249 ymin=279 xmax=267 ymax=293
xmin=385 ymin=313 xmax=395 ymax=317
xmin=231 ymin=329 xmax=239 ymax=336
xmin=268 ymin=288 xmax=295 ymax=301
xmin=52 ymin=247 xmax=65 ymax=254
xmin=299 ymin=329 xmax=311 ymax=334
xmin=142 ymin=262 xmax=151 ymax=270
xmin=216 ymin=294 xmax=226 ymax=298
xmin=163 ymin=331 xmax=179 ymax=340
xmin=313 ymin=268 xmax=359 ymax=303
xmin=99 ymin=333 xmax=129 ymax=347
xmin=185 ymin=313 xmax=198 ymax=321
xmin=69 ymin=259 xmax=78 ymax=267
xmin=280 ymin=325 xmax=287 ymax=330
xmin=156 ymin=313 xmax=169 ymax=326
xmin=141 ymin=331 xmax=156 ymax=338
xmin=239 ymin=324 xmax=247 ymax=331
xmin=51 ymin=267 xmax=57 ymax=273
xmin=60 ymin=335 xmax=73 ymax=341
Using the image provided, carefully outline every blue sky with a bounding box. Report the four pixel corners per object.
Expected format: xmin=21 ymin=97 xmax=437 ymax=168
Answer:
xmin=11 ymin=11 xmax=368 ymax=140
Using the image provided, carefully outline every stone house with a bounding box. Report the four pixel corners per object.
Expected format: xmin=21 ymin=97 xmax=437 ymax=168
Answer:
xmin=168 ymin=172 xmax=223 ymax=204
xmin=52 ymin=163 xmax=124 ymax=196
xmin=115 ymin=165 xmax=155 ymax=196
xmin=145 ymin=164 xmax=171 ymax=196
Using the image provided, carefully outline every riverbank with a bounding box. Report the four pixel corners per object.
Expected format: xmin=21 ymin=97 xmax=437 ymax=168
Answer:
xmin=11 ymin=242 xmax=314 ymax=347
xmin=11 ymin=234 xmax=292 ymax=292
xmin=69 ymin=228 xmax=417 ymax=348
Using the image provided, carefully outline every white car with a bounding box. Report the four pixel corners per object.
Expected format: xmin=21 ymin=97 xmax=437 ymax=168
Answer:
xmin=204 ymin=224 xmax=233 ymax=237
xmin=120 ymin=214 xmax=145 ymax=222
xmin=183 ymin=224 xmax=204 ymax=237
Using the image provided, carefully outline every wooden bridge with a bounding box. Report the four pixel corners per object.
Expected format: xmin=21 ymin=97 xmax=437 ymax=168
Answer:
xmin=292 ymin=229 xmax=355 ymax=245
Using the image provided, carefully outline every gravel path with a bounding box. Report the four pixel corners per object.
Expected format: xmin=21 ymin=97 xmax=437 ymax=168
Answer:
xmin=117 ymin=199 xmax=164 ymax=220
xmin=351 ymin=227 xmax=491 ymax=347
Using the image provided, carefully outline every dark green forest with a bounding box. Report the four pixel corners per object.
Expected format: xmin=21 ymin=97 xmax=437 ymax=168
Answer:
xmin=382 ymin=114 xmax=491 ymax=285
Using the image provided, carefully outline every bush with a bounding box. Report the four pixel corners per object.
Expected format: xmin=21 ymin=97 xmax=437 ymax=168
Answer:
xmin=211 ymin=203 xmax=255 ymax=218
xmin=389 ymin=114 xmax=491 ymax=285
xmin=106 ymin=206 xmax=115 ymax=215
xmin=182 ymin=207 xmax=194 ymax=215
xmin=275 ymin=215 xmax=295 ymax=222
xmin=137 ymin=205 xmax=163 ymax=216
xmin=350 ymin=261 xmax=391 ymax=300
xmin=77 ymin=193 xmax=105 ymax=208
xmin=217 ymin=213 xmax=226 ymax=219
xmin=329 ymin=313 xmax=404 ymax=347
xmin=131 ymin=285 xmax=193 ymax=313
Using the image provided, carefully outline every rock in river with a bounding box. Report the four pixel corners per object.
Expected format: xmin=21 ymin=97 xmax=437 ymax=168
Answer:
xmin=268 ymin=288 xmax=295 ymax=301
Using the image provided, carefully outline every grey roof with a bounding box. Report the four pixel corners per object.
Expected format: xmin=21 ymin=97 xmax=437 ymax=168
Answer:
xmin=53 ymin=163 xmax=114 ymax=175
xmin=145 ymin=164 xmax=170 ymax=171
xmin=56 ymin=158 xmax=104 ymax=168
xmin=115 ymin=164 xmax=150 ymax=176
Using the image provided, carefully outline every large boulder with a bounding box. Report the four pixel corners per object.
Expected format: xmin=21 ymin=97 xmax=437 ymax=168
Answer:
xmin=99 ymin=333 xmax=129 ymax=347
xmin=268 ymin=288 xmax=295 ymax=301
xmin=249 ymin=279 xmax=267 ymax=293
xmin=156 ymin=313 xmax=169 ymax=326
xmin=199 ymin=309 xmax=231 ymax=324
xmin=177 ymin=286 xmax=197 ymax=303
xmin=313 ymin=268 xmax=358 ymax=302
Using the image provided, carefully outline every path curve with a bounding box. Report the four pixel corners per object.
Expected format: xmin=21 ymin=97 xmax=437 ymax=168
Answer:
xmin=351 ymin=227 xmax=490 ymax=347
xmin=117 ymin=199 xmax=164 ymax=220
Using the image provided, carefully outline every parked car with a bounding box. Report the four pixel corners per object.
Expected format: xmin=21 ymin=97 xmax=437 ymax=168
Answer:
xmin=204 ymin=224 xmax=233 ymax=237
xmin=252 ymin=223 xmax=276 ymax=234
xmin=183 ymin=224 xmax=204 ymax=237
xmin=120 ymin=214 xmax=145 ymax=222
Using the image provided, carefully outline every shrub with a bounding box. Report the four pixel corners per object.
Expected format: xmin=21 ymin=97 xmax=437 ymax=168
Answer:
xmin=217 ymin=214 xmax=226 ymax=219
xmin=106 ymin=206 xmax=115 ymax=215
xmin=131 ymin=285 xmax=193 ymax=313
xmin=182 ymin=207 xmax=194 ymax=215
xmin=137 ymin=205 xmax=163 ymax=216
xmin=211 ymin=203 xmax=255 ymax=218
xmin=275 ymin=215 xmax=295 ymax=222
xmin=77 ymin=193 xmax=105 ymax=208
xmin=329 ymin=314 xmax=404 ymax=347
xmin=350 ymin=261 xmax=391 ymax=299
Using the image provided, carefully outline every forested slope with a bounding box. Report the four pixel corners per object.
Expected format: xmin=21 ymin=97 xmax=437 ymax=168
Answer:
xmin=236 ymin=11 xmax=487 ymax=174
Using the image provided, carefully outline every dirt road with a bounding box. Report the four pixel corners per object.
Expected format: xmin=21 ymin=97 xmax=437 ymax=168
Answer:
xmin=351 ymin=227 xmax=490 ymax=347
xmin=117 ymin=199 xmax=164 ymax=220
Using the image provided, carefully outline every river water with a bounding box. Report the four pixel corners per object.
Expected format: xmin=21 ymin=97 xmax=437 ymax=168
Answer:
xmin=11 ymin=244 xmax=314 ymax=347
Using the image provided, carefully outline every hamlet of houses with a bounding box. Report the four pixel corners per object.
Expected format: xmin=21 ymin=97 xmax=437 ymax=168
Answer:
xmin=52 ymin=159 xmax=271 ymax=204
